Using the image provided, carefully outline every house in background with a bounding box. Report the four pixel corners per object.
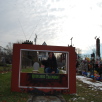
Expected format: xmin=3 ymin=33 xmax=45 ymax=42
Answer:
xmin=38 ymin=41 xmax=48 ymax=61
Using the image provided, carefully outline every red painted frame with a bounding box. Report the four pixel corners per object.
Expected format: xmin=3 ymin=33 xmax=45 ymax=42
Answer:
xmin=11 ymin=44 xmax=76 ymax=94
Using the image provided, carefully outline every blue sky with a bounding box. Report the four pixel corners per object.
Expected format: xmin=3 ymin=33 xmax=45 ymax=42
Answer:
xmin=0 ymin=0 xmax=102 ymax=55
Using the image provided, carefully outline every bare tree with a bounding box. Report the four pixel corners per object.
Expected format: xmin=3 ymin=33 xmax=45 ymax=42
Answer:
xmin=4 ymin=42 xmax=13 ymax=64
xmin=16 ymin=40 xmax=24 ymax=44
xmin=6 ymin=42 xmax=13 ymax=56
xmin=75 ymin=48 xmax=82 ymax=55
xmin=75 ymin=48 xmax=82 ymax=60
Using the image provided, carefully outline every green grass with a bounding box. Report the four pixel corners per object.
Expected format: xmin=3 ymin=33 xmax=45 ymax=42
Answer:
xmin=1 ymin=67 xmax=102 ymax=102
xmin=0 ymin=69 xmax=63 ymax=102
xmin=0 ymin=72 xmax=29 ymax=102
xmin=21 ymin=67 xmax=33 ymax=73
xmin=0 ymin=64 xmax=12 ymax=72
xmin=21 ymin=67 xmax=45 ymax=73
xmin=21 ymin=67 xmax=64 ymax=74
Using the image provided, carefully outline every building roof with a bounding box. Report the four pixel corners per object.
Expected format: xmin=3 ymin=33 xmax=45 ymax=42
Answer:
xmin=42 ymin=41 xmax=47 ymax=45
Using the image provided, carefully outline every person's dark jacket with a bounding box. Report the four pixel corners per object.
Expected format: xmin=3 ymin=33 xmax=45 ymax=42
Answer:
xmin=47 ymin=56 xmax=57 ymax=72
xmin=41 ymin=56 xmax=57 ymax=73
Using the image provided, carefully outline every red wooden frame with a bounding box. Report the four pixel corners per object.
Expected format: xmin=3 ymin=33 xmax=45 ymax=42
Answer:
xmin=11 ymin=44 xmax=76 ymax=94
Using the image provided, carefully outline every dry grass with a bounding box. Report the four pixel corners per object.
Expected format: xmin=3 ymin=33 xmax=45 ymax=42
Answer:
xmin=63 ymin=79 xmax=102 ymax=102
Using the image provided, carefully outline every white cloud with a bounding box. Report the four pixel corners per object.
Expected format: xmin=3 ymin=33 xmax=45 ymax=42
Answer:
xmin=0 ymin=0 xmax=102 ymax=56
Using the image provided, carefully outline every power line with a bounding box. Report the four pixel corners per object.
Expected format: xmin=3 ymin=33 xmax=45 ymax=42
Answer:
xmin=18 ymin=19 xmax=27 ymax=40
xmin=29 ymin=19 xmax=41 ymax=40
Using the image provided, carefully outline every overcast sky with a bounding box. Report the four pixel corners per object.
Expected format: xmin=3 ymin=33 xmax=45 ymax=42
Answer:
xmin=0 ymin=0 xmax=102 ymax=54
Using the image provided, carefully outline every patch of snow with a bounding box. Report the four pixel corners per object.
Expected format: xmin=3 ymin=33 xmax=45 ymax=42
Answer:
xmin=73 ymin=98 xmax=77 ymax=101
xmin=60 ymin=70 xmax=102 ymax=90
xmin=76 ymin=75 xmax=102 ymax=91
xmin=82 ymin=97 xmax=85 ymax=100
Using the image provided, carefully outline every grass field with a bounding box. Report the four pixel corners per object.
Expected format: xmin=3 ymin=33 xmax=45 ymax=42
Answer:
xmin=0 ymin=67 xmax=102 ymax=102
xmin=0 ymin=72 xmax=29 ymax=102
xmin=21 ymin=67 xmax=63 ymax=74
xmin=0 ymin=64 xmax=12 ymax=72
xmin=63 ymin=80 xmax=102 ymax=102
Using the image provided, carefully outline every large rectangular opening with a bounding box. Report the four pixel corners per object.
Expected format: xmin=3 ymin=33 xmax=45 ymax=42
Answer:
xmin=19 ymin=49 xmax=69 ymax=89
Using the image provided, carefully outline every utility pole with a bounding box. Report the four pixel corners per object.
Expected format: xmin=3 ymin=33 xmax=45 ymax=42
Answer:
xmin=34 ymin=34 xmax=37 ymax=45
xmin=95 ymin=36 xmax=100 ymax=58
xmin=70 ymin=37 xmax=73 ymax=46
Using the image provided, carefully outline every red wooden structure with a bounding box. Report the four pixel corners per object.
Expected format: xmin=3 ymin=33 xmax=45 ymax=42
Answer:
xmin=11 ymin=44 xmax=76 ymax=94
